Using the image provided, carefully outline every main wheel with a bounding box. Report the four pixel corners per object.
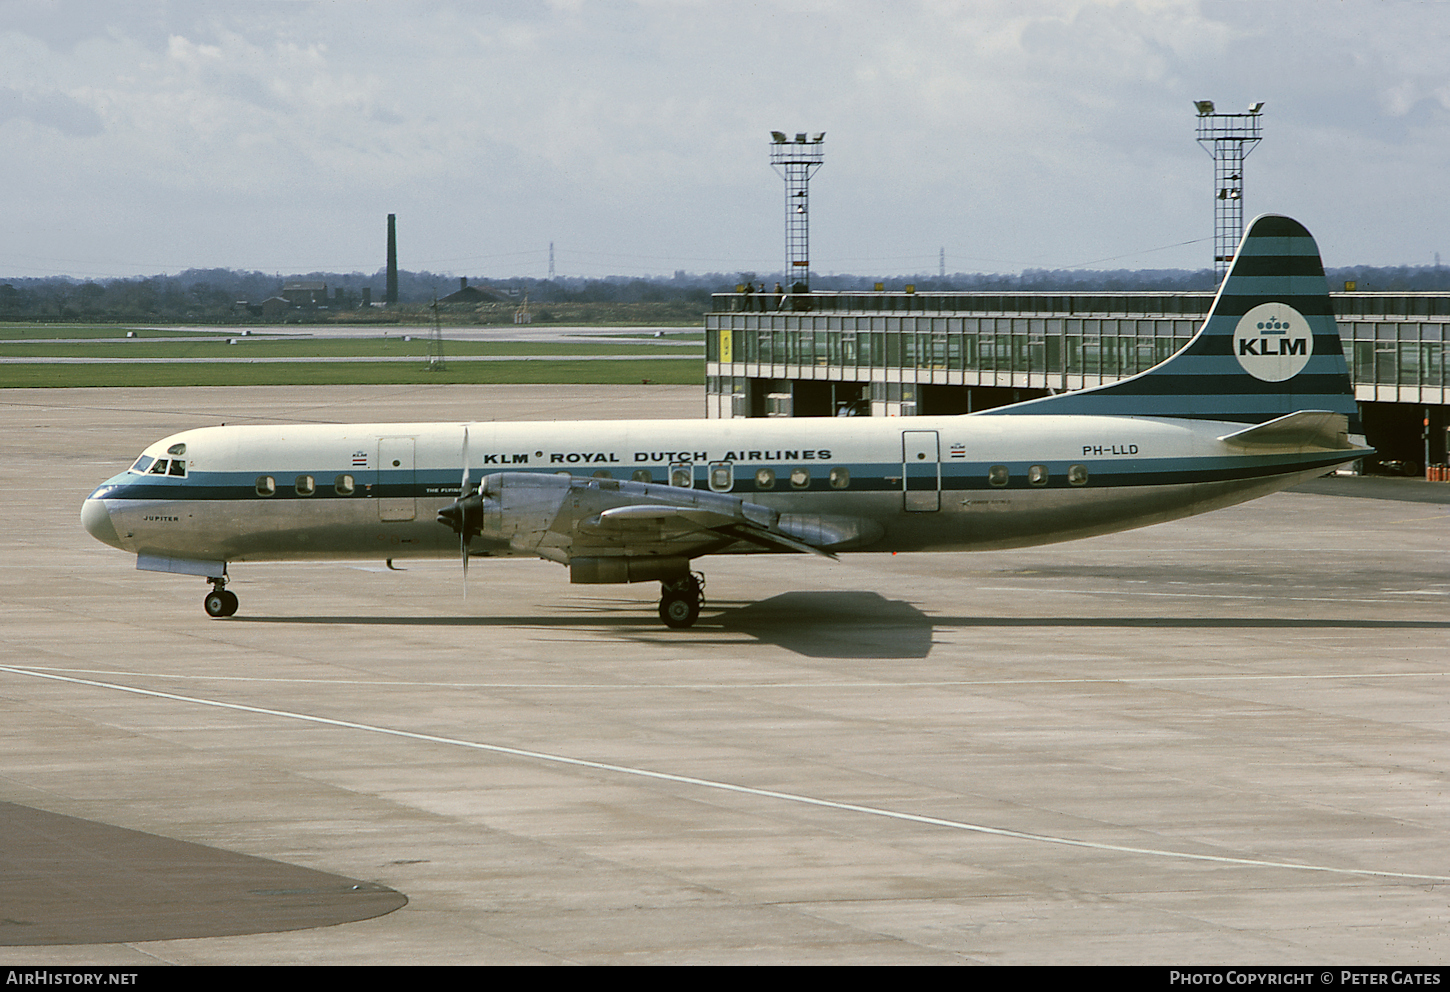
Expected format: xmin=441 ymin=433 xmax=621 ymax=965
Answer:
xmin=659 ymin=592 xmax=700 ymax=629
xmin=204 ymin=591 xmax=229 ymax=618
xmin=219 ymin=590 xmax=239 ymax=616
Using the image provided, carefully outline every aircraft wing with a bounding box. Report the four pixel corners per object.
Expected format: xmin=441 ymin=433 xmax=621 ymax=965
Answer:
xmin=465 ymin=472 xmax=865 ymax=563
xmin=587 ymin=504 xmax=835 ymax=558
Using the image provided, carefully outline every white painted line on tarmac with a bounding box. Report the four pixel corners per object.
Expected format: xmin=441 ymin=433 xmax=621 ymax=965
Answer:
xmin=3 ymin=663 xmax=1448 ymax=885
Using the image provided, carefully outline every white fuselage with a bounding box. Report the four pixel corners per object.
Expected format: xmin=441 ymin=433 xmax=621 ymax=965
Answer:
xmin=82 ymin=413 xmax=1360 ymax=570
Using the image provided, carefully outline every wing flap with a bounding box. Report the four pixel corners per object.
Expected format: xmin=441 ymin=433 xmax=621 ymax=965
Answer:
xmin=583 ymin=494 xmax=835 ymax=558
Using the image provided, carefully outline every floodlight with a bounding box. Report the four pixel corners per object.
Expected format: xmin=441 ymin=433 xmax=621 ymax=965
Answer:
xmin=771 ymin=131 xmax=787 ymax=143
xmin=1194 ymin=100 xmax=1215 ymax=116
xmin=1248 ymin=101 xmax=1264 ymax=114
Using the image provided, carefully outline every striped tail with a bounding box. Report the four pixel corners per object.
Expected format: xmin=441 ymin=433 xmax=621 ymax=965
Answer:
xmin=981 ymin=214 xmax=1362 ymax=435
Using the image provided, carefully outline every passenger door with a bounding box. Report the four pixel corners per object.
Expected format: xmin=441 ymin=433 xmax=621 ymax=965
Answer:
xmin=902 ymin=430 xmax=940 ymax=512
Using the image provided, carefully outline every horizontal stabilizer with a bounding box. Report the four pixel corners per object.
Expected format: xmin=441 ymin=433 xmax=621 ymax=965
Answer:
xmin=1217 ymin=411 xmax=1352 ymax=449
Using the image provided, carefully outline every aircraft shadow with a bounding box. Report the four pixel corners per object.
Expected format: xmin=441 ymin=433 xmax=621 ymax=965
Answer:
xmin=0 ymin=801 xmax=405 ymax=945
xmin=717 ymin=591 xmax=934 ymax=658
xmin=232 ymin=591 xmax=937 ymax=659
xmin=231 ymin=602 xmax=1449 ymax=660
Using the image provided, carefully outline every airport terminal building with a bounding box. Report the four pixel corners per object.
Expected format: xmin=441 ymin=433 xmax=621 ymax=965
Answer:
xmin=704 ymin=290 xmax=1450 ymax=472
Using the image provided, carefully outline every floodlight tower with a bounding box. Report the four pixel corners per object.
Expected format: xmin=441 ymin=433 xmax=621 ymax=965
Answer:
xmin=770 ymin=131 xmax=825 ymax=291
xmin=1195 ymin=100 xmax=1264 ymax=282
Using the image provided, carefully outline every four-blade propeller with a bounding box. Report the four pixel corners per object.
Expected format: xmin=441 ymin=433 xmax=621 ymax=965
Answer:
xmin=435 ymin=426 xmax=484 ymax=596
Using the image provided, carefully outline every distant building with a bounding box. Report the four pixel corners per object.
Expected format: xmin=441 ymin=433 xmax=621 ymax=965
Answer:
xmin=281 ymin=281 xmax=328 ymax=307
xmin=703 ymin=287 xmax=1450 ymax=474
xmin=440 ymin=277 xmax=501 ymax=304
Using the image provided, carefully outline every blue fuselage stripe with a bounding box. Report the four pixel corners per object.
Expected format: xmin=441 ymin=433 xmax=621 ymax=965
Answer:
xmin=92 ymin=449 xmax=1352 ymax=503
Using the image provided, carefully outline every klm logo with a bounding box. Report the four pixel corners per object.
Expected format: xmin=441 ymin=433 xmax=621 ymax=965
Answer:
xmin=1238 ymin=336 xmax=1308 ymax=357
xmin=1233 ymin=303 xmax=1314 ymax=382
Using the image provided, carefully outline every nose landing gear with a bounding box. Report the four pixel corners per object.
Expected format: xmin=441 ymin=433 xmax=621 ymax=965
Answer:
xmin=658 ymin=572 xmax=705 ymax=629
xmin=203 ymin=575 xmax=238 ymax=618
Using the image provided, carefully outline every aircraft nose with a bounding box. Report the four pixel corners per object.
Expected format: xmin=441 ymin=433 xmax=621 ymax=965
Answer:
xmin=81 ymin=497 xmax=123 ymax=549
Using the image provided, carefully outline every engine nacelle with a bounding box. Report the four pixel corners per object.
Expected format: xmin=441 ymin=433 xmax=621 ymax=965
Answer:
xmin=568 ymin=556 xmax=691 ymax=584
xmin=478 ymin=472 xmax=572 ymax=553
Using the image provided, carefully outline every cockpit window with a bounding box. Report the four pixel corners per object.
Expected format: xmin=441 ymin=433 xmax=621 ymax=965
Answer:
xmin=129 ymin=455 xmax=154 ymax=474
xmin=142 ymin=457 xmax=187 ymax=477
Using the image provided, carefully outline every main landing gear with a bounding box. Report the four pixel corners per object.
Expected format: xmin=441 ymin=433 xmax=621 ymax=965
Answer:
xmin=203 ymin=575 xmax=238 ymax=618
xmin=658 ymin=572 xmax=705 ymax=629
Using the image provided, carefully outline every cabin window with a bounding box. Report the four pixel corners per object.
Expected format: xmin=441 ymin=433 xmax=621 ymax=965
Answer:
xmin=592 ymin=469 xmax=612 ymax=479
xmin=709 ymin=461 xmax=734 ymax=492
xmin=1028 ymin=464 xmax=1049 ymax=486
xmin=670 ymin=464 xmax=693 ymax=488
xmin=334 ymin=474 xmax=355 ymax=495
xmin=789 ymin=467 xmax=811 ymax=489
xmin=167 ymin=443 xmax=186 ymax=456
xmin=755 ymin=467 xmax=776 ymax=490
xmin=1068 ymin=464 xmax=1089 ymax=486
xmin=631 ymin=469 xmax=653 ymax=483
xmin=988 ymin=464 xmax=1010 ymax=487
xmin=829 ymin=467 xmax=850 ymax=489
xmin=256 ymin=475 xmax=276 ymax=497
xmin=295 ymin=475 xmax=315 ymax=496
xmin=129 ymin=455 xmax=154 ymax=474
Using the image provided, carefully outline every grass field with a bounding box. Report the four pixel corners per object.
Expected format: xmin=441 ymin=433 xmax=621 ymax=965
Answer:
xmin=0 ymin=321 xmax=706 ymax=388
xmin=0 ymin=324 xmax=235 ymax=340
xmin=0 ymin=359 xmax=703 ymax=388
xmin=0 ymin=338 xmax=702 ymax=359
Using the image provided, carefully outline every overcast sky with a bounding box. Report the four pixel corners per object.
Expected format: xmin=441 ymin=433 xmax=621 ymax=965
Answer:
xmin=2 ymin=0 xmax=1447 ymax=280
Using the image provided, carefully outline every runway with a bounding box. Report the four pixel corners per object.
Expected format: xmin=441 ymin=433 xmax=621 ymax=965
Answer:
xmin=3 ymin=385 xmax=1449 ymax=964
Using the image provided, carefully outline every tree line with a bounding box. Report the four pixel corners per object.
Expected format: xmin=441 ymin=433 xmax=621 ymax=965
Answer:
xmin=3 ymin=263 xmax=1448 ymax=322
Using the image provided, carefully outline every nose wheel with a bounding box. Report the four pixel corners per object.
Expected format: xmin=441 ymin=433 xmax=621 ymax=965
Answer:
xmin=658 ymin=572 xmax=704 ymax=629
xmin=203 ymin=577 xmax=238 ymax=618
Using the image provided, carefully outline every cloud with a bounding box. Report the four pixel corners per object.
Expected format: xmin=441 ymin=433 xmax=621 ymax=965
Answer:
xmin=0 ymin=0 xmax=1447 ymax=276
xmin=0 ymin=86 xmax=104 ymax=136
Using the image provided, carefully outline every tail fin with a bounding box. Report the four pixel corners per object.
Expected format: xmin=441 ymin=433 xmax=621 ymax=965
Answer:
xmin=981 ymin=214 xmax=1361 ymax=434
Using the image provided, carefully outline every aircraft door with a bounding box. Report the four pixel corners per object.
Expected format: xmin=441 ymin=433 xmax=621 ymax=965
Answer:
xmin=902 ymin=430 xmax=941 ymax=512
xmin=377 ymin=437 xmax=416 ymax=521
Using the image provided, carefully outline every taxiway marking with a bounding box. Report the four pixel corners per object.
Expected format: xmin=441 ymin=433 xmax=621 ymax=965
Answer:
xmin=3 ymin=663 xmax=1448 ymax=885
